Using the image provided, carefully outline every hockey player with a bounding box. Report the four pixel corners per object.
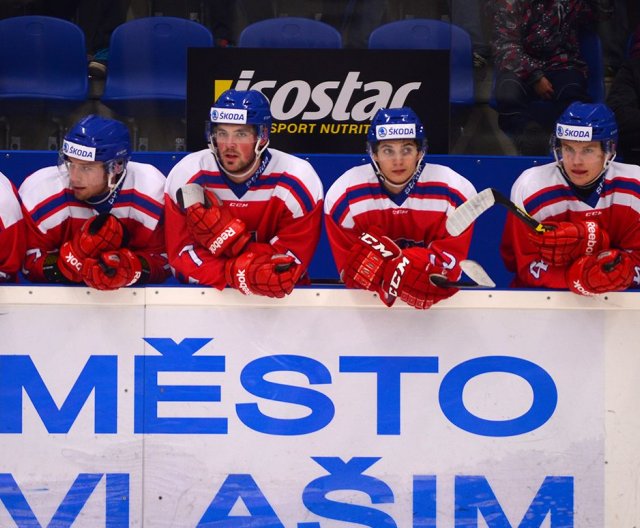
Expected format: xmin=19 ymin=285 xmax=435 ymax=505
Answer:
xmin=0 ymin=172 xmax=25 ymax=282
xmin=20 ymin=115 xmax=169 ymax=289
xmin=500 ymin=102 xmax=640 ymax=295
xmin=324 ymin=107 xmax=477 ymax=309
xmin=164 ymin=89 xmax=323 ymax=297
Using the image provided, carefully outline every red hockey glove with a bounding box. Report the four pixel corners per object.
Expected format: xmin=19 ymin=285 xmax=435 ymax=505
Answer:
xmin=381 ymin=248 xmax=457 ymax=309
xmin=178 ymin=183 xmax=250 ymax=258
xmin=528 ymin=220 xmax=609 ymax=266
xmin=567 ymin=249 xmax=634 ymax=296
xmin=58 ymin=213 xmax=125 ymax=282
xmin=81 ymin=248 xmax=143 ymax=290
xmin=341 ymin=228 xmax=401 ymax=291
xmin=225 ymin=251 xmax=303 ymax=298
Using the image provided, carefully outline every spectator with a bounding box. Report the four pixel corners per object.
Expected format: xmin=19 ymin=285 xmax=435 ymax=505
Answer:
xmin=491 ymin=0 xmax=613 ymax=155
xmin=606 ymin=23 xmax=640 ymax=165
xmin=500 ymin=102 xmax=640 ymax=295
xmin=0 ymin=171 xmax=25 ymax=282
xmin=164 ymin=89 xmax=324 ymax=298
xmin=324 ymin=107 xmax=477 ymax=309
xmin=19 ymin=115 xmax=170 ymax=289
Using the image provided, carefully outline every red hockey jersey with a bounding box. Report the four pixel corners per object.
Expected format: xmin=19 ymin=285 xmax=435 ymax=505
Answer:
xmin=0 ymin=172 xmax=25 ymax=282
xmin=164 ymin=148 xmax=324 ymax=288
xmin=324 ymin=162 xmax=477 ymax=276
xmin=501 ymin=160 xmax=640 ymax=288
xmin=19 ymin=162 xmax=169 ymax=283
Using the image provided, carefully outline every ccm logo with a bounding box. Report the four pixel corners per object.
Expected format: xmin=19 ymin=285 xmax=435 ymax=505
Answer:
xmin=387 ymin=256 xmax=410 ymax=297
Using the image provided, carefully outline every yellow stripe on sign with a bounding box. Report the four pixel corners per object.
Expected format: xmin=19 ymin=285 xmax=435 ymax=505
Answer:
xmin=213 ymin=80 xmax=234 ymax=102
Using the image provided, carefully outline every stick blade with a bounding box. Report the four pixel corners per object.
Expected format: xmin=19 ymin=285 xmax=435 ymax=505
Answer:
xmin=446 ymin=188 xmax=496 ymax=236
xmin=176 ymin=183 xmax=205 ymax=210
xmin=459 ymin=259 xmax=496 ymax=288
xmin=428 ymin=260 xmax=496 ymax=289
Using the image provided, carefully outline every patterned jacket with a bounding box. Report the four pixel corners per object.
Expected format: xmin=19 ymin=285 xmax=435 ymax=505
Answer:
xmin=492 ymin=0 xmax=612 ymax=85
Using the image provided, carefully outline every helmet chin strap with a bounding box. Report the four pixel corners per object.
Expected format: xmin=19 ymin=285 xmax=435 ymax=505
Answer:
xmin=554 ymin=148 xmax=616 ymax=188
xmin=209 ymin=130 xmax=270 ymax=182
xmin=371 ymin=151 xmax=425 ymax=191
xmin=86 ymin=165 xmax=127 ymax=205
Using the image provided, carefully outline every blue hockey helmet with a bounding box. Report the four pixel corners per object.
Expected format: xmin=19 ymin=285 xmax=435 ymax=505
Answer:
xmin=63 ymin=114 xmax=131 ymax=164
xmin=209 ymin=89 xmax=272 ymax=142
xmin=553 ymin=102 xmax=617 ymax=177
xmin=61 ymin=115 xmax=131 ymax=195
xmin=554 ymin=102 xmax=618 ymax=147
xmin=367 ymin=107 xmax=428 ymax=191
xmin=207 ymin=90 xmax=272 ymax=176
xmin=367 ymin=107 xmax=427 ymax=153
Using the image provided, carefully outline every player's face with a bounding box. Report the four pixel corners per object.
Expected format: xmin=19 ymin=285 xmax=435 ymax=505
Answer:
xmin=212 ymin=124 xmax=260 ymax=177
xmin=66 ymin=157 xmax=108 ymax=200
xmin=372 ymin=140 xmax=421 ymax=188
xmin=559 ymin=139 xmax=607 ymax=187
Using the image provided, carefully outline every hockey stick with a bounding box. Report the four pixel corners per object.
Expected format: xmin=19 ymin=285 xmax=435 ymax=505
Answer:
xmin=446 ymin=188 xmax=551 ymax=236
xmin=429 ymin=259 xmax=496 ymax=289
xmin=176 ymin=182 xmax=207 ymax=209
xmin=312 ymin=260 xmax=495 ymax=289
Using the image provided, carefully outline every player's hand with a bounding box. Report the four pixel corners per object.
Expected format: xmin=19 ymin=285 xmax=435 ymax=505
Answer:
xmin=225 ymin=251 xmax=303 ymax=298
xmin=178 ymin=184 xmax=250 ymax=258
xmin=381 ymin=247 xmax=457 ymax=309
xmin=567 ymin=249 xmax=634 ymax=295
xmin=81 ymin=248 xmax=142 ymax=290
xmin=528 ymin=220 xmax=609 ymax=266
xmin=341 ymin=228 xmax=401 ymax=291
xmin=533 ymin=76 xmax=554 ymax=100
xmin=58 ymin=213 xmax=126 ymax=282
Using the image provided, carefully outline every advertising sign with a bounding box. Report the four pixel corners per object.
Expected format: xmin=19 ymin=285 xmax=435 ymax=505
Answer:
xmin=186 ymin=48 xmax=450 ymax=154
xmin=0 ymin=299 xmax=604 ymax=526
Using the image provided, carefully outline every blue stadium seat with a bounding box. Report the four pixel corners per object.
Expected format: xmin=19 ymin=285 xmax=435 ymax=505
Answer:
xmin=101 ymin=16 xmax=214 ymax=118
xmin=579 ymin=30 xmax=605 ymax=103
xmin=0 ymin=16 xmax=88 ymax=148
xmin=238 ymin=17 xmax=342 ymax=48
xmin=368 ymin=19 xmax=474 ymax=107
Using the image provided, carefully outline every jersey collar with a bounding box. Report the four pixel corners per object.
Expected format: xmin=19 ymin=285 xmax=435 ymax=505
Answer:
xmin=559 ymin=164 xmax=607 ymax=208
xmin=377 ymin=156 xmax=427 ymax=206
xmin=221 ymin=150 xmax=272 ymax=198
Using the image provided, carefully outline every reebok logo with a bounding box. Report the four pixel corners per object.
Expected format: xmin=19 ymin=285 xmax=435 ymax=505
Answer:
xmin=585 ymin=222 xmax=598 ymax=255
xmin=209 ymin=227 xmax=237 ymax=256
xmin=236 ymin=269 xmax=252 ymax=296
xmin=572 ymin=279 xmax=594 ymax=296
xmin=126 ymin=271 xmax=141 ymax=286
xmin=65 ymin=253 xmax=82 ymax=271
